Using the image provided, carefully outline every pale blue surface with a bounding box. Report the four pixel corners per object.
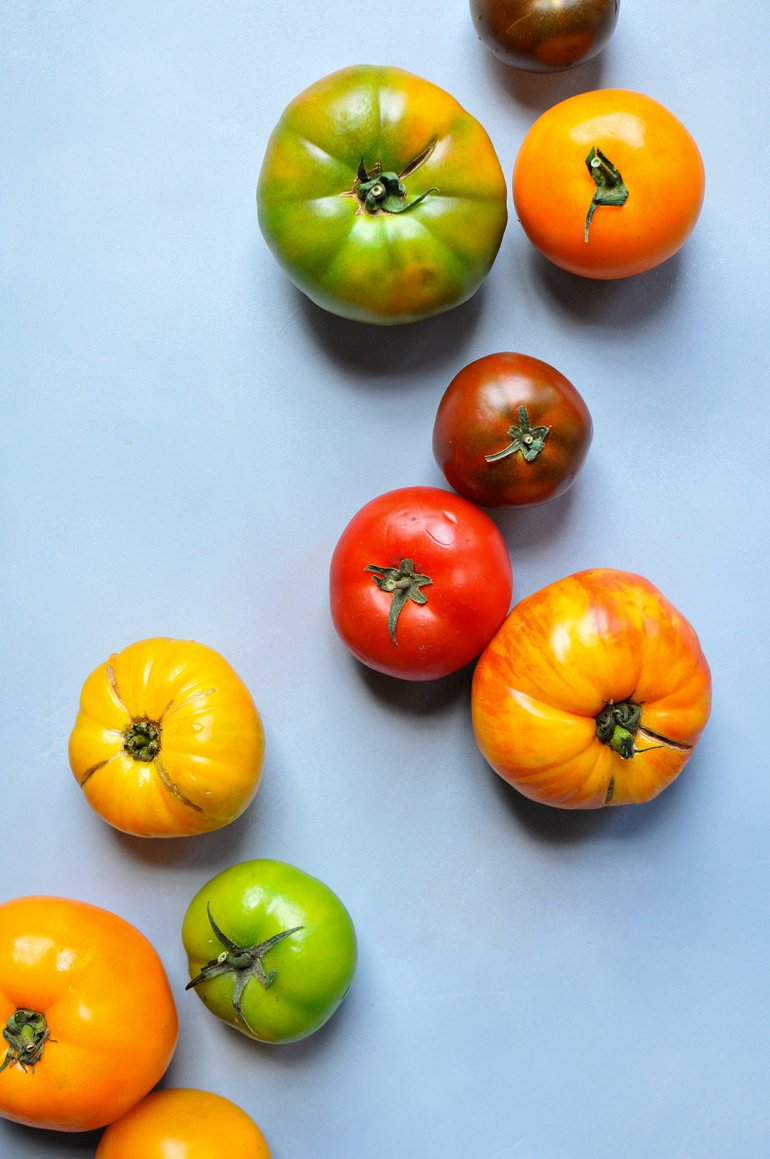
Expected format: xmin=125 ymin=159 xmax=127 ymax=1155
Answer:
xmin=2 ymin=3 xmax=769 ymax=1157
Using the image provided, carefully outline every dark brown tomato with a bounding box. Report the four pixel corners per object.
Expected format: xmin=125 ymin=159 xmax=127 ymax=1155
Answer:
xmin=470 ymin=0 xmax=620 ymax=72
xmin=432 ymin=353 xmax=592 ymax=509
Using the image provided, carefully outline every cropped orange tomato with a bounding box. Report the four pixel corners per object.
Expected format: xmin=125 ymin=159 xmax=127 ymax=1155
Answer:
xmin=69 ymin=638 xmax=264 ymax=837
xmin=512 ymin=90 xmax=705 ymax=278
xmin=96 ymin=1089 xmax=272 ymax=1158
xmin=472 ymin=569 xmax=711 ymax=808
xmin=0 ymin=896 xmax=178 ymax=1132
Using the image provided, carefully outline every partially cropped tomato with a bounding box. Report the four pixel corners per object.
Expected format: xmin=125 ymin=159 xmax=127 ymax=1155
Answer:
xmin=433 ymin=352 xmax=592 ymax=508
xmin=472 ymin=569 xmax=711 ymax=808
xmin=513 ymin=90 xmax=705 ymax=279
xmin=96 ymin=1089 xmax=272 ymax=1158
xmin=182 ymin=860 xmax=357 ymax=1045
xmin=69 ymin=638 xmax=264 ymax=837
xmin=0 ymin=896 xmax=178 ymax=1132
xmin=330 ymin=486 xmax=513 ymax=680
xmin=471 ymin=0 xmax=620 ymax=72
xmin=257 ymin=65 xmax=508 ymax=324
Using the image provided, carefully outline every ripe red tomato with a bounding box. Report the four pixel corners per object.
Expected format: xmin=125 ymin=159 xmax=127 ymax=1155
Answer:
xmin=512 ymin=89 xmax=705 ymax=279
xmin=433 ymin=352 xmax=592 ymax=508
xmin=329 ymin=486 xmax=512 ymax=680
xmin=471 ymin=0 xmax=620 ymax=73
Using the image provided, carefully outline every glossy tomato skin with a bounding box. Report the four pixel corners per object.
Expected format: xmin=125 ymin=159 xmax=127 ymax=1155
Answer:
xmin=69 ymin=638 xmax=264 ymax=837
xmin=0 ymin=897 xmax=178 ymax=1132
xmin=513 ymin=89 xmax=705 ymax=279
xmin=257 ymin=65 xmax=508 ymax=324
xmin=433 ymin=352 xmax=592 ymax=508
xmin=472 ymin=569 xmax=711 ymax=809
xmin=182 ymin=860 xmax=357 ymax=1045
xmin=471 ymin=0 xmax=619 ymax=72
xmin=330 ymin=486 xmax=513 ymax=680
xmin=95 ymin=1089 xmax=272 ymax=1158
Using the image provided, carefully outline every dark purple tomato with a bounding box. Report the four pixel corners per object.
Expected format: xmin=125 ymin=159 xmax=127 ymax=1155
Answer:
xmin=470 ymin=0 xmax=620 ymax=72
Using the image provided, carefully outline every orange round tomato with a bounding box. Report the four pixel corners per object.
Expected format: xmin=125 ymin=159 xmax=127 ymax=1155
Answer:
xmin=95 ymin=1089 xmax=272 ymax=1158
xmin=512 ymin=90 xmax=705 ymax=279
xmin=0 ymin=896 xmax=178 ymax=1132
xmin=472 ymin=569 xmax=711 ymax=808
xmin=69 ymin=638 xmax=264 ymax=837
xmin=432 ymin=352 xmax=592 ymax=508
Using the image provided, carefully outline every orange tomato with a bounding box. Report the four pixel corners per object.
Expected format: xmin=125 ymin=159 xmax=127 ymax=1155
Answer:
xmin=0 ymin=896 xmax=178 ymax=1132
xmin=95 ymin=1089 xmax=272 ymax=1158
xmin=471 ymin=569 xmax=711 ymax=808
xmin=512 ymin=90 xmax=705 ymax=279
xmin=68 ymin=638 xmax=264 ymax=837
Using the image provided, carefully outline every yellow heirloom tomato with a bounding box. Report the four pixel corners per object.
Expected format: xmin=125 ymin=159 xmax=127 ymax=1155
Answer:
xmin=68 ymin=639 xmax=264 ymax=837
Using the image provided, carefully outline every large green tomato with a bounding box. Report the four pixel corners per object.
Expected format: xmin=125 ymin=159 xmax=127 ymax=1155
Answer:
xmin=182 ymin=860 xmax=357 ymax=1044
xmin=257 ymin=65 xmax=508 ymax=325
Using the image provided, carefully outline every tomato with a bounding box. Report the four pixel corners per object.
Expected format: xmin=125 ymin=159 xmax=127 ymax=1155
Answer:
xmin=182 ymin=860 xmax=357 ymax=1045
xmin=95 ymin=1089 xmax=272 ymax=1158
xmin=471 ymin=0 xmax=620 ymax=72
xmin=472 ymin=569 xmax=711 ymax=808
xmin=330 ymin=486 xmax=513 ymax=681
xmin=512 ymin=90 xmax=705 ymax=279
xmin=0 ymin=896 xmax=178 ymax=1132
xmin=257 ymin=65 xmax=508 ymax=324
xmin=433 ymin=352 xmax=592 ymax=508
xmin=68 ymin=638 xmax=264 ymax=838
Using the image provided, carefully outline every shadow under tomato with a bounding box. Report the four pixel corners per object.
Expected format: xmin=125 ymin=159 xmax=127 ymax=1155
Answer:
xmin=488 ymin=481 xmax=580 ymax=552
xmin=297 ymin=283 xmax=486 ymax=380
xmin=353 ymin=655 xmax=474 ymax=717
xmin=481 ymin=47 xmax=611 ymax=113
xmin=105 ymin=800 xmax=261 ymax=871
xmin=0 ymin=1120 xmax=103 ymax=1153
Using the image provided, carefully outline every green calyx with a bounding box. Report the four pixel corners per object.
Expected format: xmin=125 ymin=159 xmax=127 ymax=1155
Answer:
xmin=365 ymin=558 xmax=432 ymax=645
xmin=123 ymin=719 xmax=161 ymax=762
xmin=584 ymin=146 xmax=629 ymax=242
xmin=353 ymin=137 xmax=438 ymax=215
xmin=595 ymin=700 xmax=692 ymax=760
xmin=185 ymin=904 xmax=303 ymax=1032
xmin=0 ymin=1009 xmax=51 ymax=1074
xmin=485 ymin=405 xmax=550 ymax=464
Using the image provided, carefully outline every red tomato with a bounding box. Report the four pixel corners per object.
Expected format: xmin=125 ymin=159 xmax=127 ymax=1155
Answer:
xmin=433 ymin=352 xmax=592 ymax=508
xmin=329 ymin=486 xmax=513 ymax=680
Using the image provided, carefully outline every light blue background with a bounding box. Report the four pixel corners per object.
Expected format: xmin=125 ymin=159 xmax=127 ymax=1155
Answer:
xmin=2 ymin=2 xmax=769 ymax=1157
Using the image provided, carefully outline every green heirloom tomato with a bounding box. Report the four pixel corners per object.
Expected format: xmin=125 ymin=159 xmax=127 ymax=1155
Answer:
xmin=257 ymin=65 xmax=508 ymax=325
xmin=182 ymin=860 xmax=357 ymax=1045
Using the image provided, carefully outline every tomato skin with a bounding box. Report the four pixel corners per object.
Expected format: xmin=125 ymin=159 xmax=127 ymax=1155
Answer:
xmin=472 ymin=569 xmax=711 ymax=808
xmin=512 ymin=90 xmax=705 ymax=279
xmin=0 ymin=897 xmax=178 ymax=1132
xmin=471 ymin=0 xmax=620 ymax=72
xmin=95 ymin=1089 xmax=272 ymax=1158
xmin=257 ymin=65 xmax=508 ymax=324
xmin=68 ymin=638 xmax=264 ymax=837
xmin=182 ymin=860 xmax=357 ymax=1045
xmin=330 ymin=486 xmax=513 ymax=680
xmin=433 ymin=352 xmax=592 ymax=508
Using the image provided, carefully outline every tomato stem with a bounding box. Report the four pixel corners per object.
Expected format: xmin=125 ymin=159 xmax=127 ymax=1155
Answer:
xmin=0 ymin=1009 xmax=50 ymax=1074
xmin=123 ymin=719 xmax=161 ymax=762
xmin=351 ymin=139 xmax=438 ymax=215
xmin=364 ymin=558 xmax=432 ymax=644
xmin=185 ymin=904 xmax=304 ymax=1034
xmin=485 ymin=405 xmax=550 ymax=464
xmin=584 ymin=146 xmax=628 ymax=242
xmin=595 ymin=699 xmax=692 ymax=760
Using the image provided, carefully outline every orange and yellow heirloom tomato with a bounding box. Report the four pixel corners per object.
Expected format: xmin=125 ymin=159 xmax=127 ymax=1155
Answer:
xmin=0 ymin=896 xmax=178 ymax=1132
xmin=512 ymin=89 xmax=705 ymax=279
xmin=472 ymin=569 xmax=711 ymax=808
xmin=95 ymin=1089 xmax=272 ymax=1159
xmin=69 ymin=638 xmax=264 ymax=837
xmin=257 ymin=65 xmax=508 ymax=324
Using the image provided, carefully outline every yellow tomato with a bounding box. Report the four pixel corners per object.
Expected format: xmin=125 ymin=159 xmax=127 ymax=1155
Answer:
xmin=95 ymin=1089 xmax=271 ymax=1158
xmin=69 ymin=638 xmax=264 ymax=837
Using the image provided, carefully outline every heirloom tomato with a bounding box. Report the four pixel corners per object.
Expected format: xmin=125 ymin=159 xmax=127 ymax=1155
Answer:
xmin=433 ymin=352 xmax=592 ymax=508
xmin=0 ymin=896 xmax=178 ymax=1132
xmin=330 ymin=486 xmax=513 ymax=680
xmin=182 ymin=860 xmax=357 ymax=1045
xmin=471 ymin=0 xmax=620 ymax=72
xmin=472 ymin=569 xmax=711 ymax=808
xmin=257 ymin=65 xmax=508 ymax=324
xmin=512 ymin=90 xmax=705 ymax=278
xmin=96 ymin=1089 xmax=272 ymax=1158
xmin=68 ymin=638 xmax=264 ymax=838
